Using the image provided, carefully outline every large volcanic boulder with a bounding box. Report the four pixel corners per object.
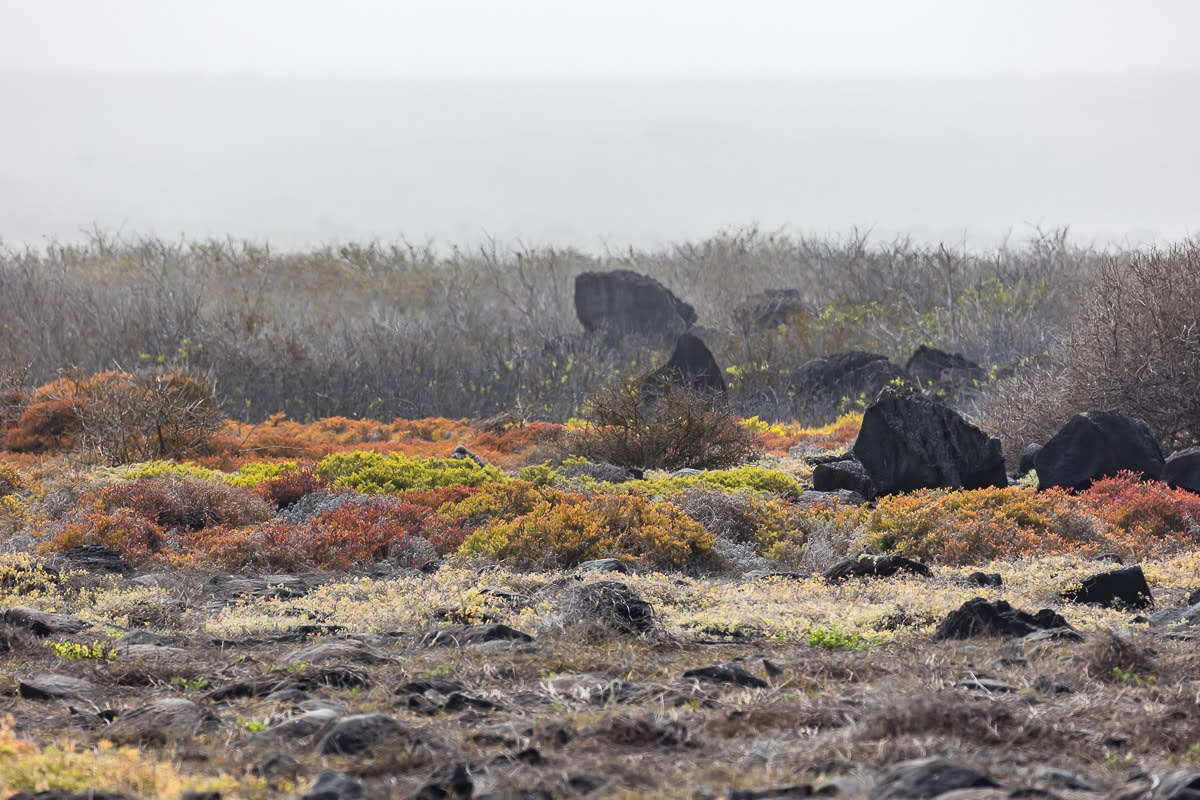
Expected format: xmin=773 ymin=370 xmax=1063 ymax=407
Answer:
xmin=851 ymin=387 xmax=1007 ymax=496
xmin=642 ymin=333 xmax=726 ymax=397
xmin=1034 ymin=410 xmax=1164 ymax=491
xmin=791 ymin=351 xmax=914 ymax=413
xmin=733 ymin=289 xmax=807 ymax=332
xmin=1164 ymin=446 xmax=1200 ymax=494
xmin=906 ymin=345 xmax=988 ymax=398
xmin=574 ymin=270 xmax=696 ymax=342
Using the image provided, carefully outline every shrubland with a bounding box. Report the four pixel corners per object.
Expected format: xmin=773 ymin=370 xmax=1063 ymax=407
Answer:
xmin=4 ymin=229 xmax=1200 ymax=800
xmin=0 ymin=227 xmax=1094 ymax=425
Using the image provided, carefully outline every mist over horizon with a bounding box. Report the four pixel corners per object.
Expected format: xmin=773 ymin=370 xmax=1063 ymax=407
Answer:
xmin=1 ymin=68 xmax=1196 ymax=253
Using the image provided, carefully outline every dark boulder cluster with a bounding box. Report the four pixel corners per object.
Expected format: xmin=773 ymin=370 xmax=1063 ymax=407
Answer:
xmin=786 ymin=345 xmax=988 ymax=413
xmin=1023 ymin=409 xmax=1200 ymax=494
xmin=575 ymin=269 xmax=1198 ymax=506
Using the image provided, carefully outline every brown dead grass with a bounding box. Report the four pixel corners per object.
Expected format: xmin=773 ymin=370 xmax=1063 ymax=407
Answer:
xmin=3 ymin=558 xmax=1200 ymax=798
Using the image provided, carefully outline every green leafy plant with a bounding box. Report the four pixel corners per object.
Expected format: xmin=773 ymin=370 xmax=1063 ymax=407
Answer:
xmin=237 ymin=718 xmax=267 ymax=734
xmin=804 ymin=625 xmax=867 ymax=650
xmin=316 ymin=451 xmax=507 ymax=494
xmin=1111 ymin=666 xmax=1155 ymax=687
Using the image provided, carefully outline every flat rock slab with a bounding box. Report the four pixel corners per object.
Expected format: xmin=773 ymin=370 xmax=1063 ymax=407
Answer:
xmin=3 ymin=606 xmax=90 ymax=636
xmin=105 ymin=697 xmax=220 ymax=745
xmin=207 ymin=573 xmax=310 ymax=600
xmin=261 ymin=707 xmax=342 ymax=741
xmin=954 ymin=678 xmax=1016 ymax=693
xmin=19 ymin=672 xmax=103 ymax=704
xmin=57 ymin=544 xmax=133 ymax=575
xmin=115 ymin=643 xmax=189 ymax=660
xmin=743 ymin=570 xmax=812 ymax=582
xmin=727 ymin=788 xmax=813 ymax=800
xmin=870 ymin=757 xmax=999 ymax=800
xmin=397 ymin=678 xmax=468 ymax=696
xmin=116 ymin=630 xmax=174 ymax=646
xmin=317 ymin=712 xmax=433 ymax=756
xmin=283 ymin=639 xmax=391 ymax=666
xmin=420 ymin=623 xmax=534 ymax=648
xmin=682 ymin=662 xmax=769 ymax=689
xmin=965 ymin=572 xmax=1003 ymax=588
xmin=575 ymin=558 xmax=630 ymax=575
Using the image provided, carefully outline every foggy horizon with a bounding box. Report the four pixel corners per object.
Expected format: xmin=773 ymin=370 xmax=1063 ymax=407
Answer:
xmin=2 ymin=1 xmax=1197 ymax=251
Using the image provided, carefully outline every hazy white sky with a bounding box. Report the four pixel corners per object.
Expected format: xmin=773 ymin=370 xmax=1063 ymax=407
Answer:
xmin=6 ymin=0 xmax=1200 ymax=77
xmin=1 ymin=2 xmax=1197 ymax=249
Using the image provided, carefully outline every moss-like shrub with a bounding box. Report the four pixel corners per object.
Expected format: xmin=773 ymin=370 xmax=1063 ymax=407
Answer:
xmin=116 ymin=460 xmax=226 ymax=483
xmin=439 ymin=480 xmax=565 ymax=526
xmin=315 ymin=451 xmax=507 ymax=494
xmin=644 ymin=465 xmax=800 ymax=497
xmin=226 ymin=460 xmax=298 ymax=488
xmin=460 ymin=491 xmax=717 ymax=571
xmin=818 ymin=473 xmax=1200 ymax=565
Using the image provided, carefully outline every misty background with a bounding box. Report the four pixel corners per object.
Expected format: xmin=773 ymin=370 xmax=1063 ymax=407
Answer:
xmin=1 ymin=0 xmax=1198 ymax=249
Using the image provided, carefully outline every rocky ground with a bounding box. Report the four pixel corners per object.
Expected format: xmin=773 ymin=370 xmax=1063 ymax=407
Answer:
xmin=4 ymin=554 xmax=1200 ymax=800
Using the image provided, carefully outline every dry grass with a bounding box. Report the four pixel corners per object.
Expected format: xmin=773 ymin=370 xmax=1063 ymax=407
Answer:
xmin=1 ymin=554 xmax=1199 ymax=798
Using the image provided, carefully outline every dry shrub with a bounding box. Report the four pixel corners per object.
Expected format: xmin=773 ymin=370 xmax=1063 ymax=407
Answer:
xmin=674 ymin=486 xmax=802 ymax=565
xmin=568 ymin=379 xmax=756 ymax=470
xmin=5 ymin=369 xmax=222 ymax=463
xmin=48 ymin=476 xmax=274 ymax=567
xmin=1082 ymin=630 xmax=1156 ymax=683
xmin=0 ymin=364 xmax=29 ymax=433
xmin=87 ymin=477 xmax=271 ymax=532
xmin=50 ymin=509 xmax=168 ymax=563
xmin=281 ymin=495 xmax=469 ymax=570
xmin=987 ymin=241 xmax=1200 ymax=456
xmin=256 ymin=467 xmax=330 ymax=510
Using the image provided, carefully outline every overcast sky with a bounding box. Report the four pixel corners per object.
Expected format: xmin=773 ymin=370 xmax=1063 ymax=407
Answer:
xmin=1 ymin=1 xmax=1197 ymax=249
